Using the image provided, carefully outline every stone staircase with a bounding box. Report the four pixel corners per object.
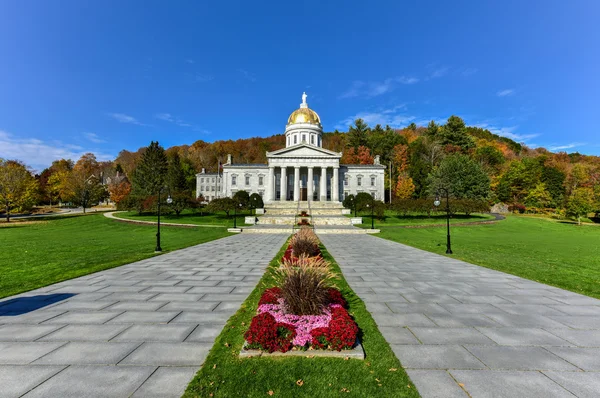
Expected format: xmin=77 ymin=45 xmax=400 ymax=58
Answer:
xmin=257 ymin=201 xmax=353 ymax=226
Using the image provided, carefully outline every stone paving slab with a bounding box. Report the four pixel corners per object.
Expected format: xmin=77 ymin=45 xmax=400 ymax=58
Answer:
xmin=0 ymin=233 xmax=288 ymax=397
xmin=320 ymin=234 xmax=600 ymax=398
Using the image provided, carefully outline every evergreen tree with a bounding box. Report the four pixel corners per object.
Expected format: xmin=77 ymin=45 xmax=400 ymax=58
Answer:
xmin=428 ymin=154 xmax=491 ymax=200
xmin=541 ymin=167 xmax=566 ymax=206
xmin=347 ymin=119 xmax=370 ymax=150
xmin=437 ymin=115 xmax=475 ymax=151
xmin=132 ymin=141 xmax=168 ymax=196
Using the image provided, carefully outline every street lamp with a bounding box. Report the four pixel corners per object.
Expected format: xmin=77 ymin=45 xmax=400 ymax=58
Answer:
xmin=233 ymin=202 xmax=243 ymax=229
xmin=155 ymin=189 xmax=172 ymax=253
xmin=366 ymin=201 xmax=375 ymax=229
xmin=434 ymin=187 xmax=452 ymax=254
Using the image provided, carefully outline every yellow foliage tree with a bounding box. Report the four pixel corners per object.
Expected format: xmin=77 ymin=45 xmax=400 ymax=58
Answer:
xmin=395 ymin=174 xmax=415 ymax=199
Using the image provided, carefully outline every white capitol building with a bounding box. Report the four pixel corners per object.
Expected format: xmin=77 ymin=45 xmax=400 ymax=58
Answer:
xmin=196 ymin=93 xmax=385 ymax=206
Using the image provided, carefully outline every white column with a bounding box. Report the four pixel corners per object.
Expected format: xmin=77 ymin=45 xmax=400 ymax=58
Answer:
xmin=280 ymin=167 xmax=287 ymax=201
xmin=320 ymin=167 xmax=327 ymax=202
xmin=332 ymin=166 xmax=339 ymax=202
xmin=266 ymin=166 xmax=275 ymax=202
xmin=293 ymin=166 xmax=300 ymax=201
xmin=307 ymin=167 xmax=314 ymax=202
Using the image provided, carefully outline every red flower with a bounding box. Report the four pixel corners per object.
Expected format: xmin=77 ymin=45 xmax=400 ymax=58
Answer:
xmin=244 ymin=312 xmax=297 ymax=353
xmin=327 ymin=307 xmax=358 ymax=351
xmin=327 ymin=288 xmax=347 ymax=308
xmin=310 ymin=327 xmax=330 ymax=349
xmin=258 ymin=287 xmax=282 ymax=306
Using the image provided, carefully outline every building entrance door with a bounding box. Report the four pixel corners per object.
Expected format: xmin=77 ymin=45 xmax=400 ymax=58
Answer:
xmin=300 ymin=188 xmax=307 ymax=201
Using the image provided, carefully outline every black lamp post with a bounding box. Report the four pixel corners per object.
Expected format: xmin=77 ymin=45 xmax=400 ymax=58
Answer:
xmin=434 ymin=188 xmax=452 ymax=254
xmin=366 ymin=201 xmax=375 ymax=229
xmin=155 ymin=189 xmax=173 ymax=253
xmin=233 ymin=202 xmax=242 ymax=229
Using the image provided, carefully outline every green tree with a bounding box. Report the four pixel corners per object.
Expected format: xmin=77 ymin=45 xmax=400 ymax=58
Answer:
xmin=68 ymin=171 xmax=107 ymax=213
xmin=428 ymin=154 xmax=491 ymax=200
xmin=566 ymin=188 xmax=595 ymax=225
xmin=132 ymin=141 xmax=168 ymax=196
xmin=233 ymin=190 xmax=250 ymax=209
xmin=249 ymin=193 xmax=264 ymax=214
xmin=425 ymin=120 xmax=440 ymax=138
xmin=474 ymin=146 xmax=505 ymax=172
xmin=496 ymin=158 xmax=543 ymax=203
xmin=541 ymin=167 xmax=566 ymax=207
xmin=166 ymin=153 xmax=192 ymax=216
xmin=0 ymin=159 xmax=39 ymax=222
xmin=355 ymin=192 xmax=374 ymax=212
xmin=342 ymin=194 xmax=356 ymax=216
xmin=407 ymin=138 xmax=434 ymax=198
xmin=347 ymin=119 xmax=370 ymax=150
xmin=524 ymin=183 xmax=553 ymax=209
xmin=437 ymin=115 xmax=475 ymax=151
xmin=206 ymin=197 xmax=236 ymax=217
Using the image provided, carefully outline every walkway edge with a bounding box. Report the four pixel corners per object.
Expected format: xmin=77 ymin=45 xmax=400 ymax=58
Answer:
xmin=104 ymin=211 xmax=225 ymax=228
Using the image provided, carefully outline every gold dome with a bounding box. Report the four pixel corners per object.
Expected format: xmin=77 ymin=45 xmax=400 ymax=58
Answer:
xmin=287 ymin=107 xmax=322 ymax=126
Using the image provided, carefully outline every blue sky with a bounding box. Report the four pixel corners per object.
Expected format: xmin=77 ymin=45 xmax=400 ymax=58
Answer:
xmin=1 ymin=0 xmax=598 ymax=170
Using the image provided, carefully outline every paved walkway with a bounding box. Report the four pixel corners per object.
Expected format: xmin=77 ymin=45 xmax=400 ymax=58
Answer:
xmin=0 ymin=233 xmax=287 ymax=398
xmin=320 ymin=234 xmax=600 ymax=398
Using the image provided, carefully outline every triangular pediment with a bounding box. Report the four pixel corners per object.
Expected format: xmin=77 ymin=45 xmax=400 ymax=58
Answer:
xmin=267 ymin=143 xmax=341 ymax=158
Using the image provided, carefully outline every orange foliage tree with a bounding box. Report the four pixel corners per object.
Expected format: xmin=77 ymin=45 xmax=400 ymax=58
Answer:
xmin=108 ymin=180 xmax=131 ymax=204
xmin=395 ymin=174 xmax=415 ymax=199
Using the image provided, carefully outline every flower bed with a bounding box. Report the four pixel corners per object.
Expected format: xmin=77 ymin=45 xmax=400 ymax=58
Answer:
xmin=242 ymin=228 xmax=362 ymax=357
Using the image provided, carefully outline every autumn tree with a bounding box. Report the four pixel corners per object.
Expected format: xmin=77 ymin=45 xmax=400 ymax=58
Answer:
xmin=108 ymin=179 xmax=131 ymax=205
xmin=0 ymin=159 xmax=39 ymax=221
xmin=395 ymin=174 xmax=415 ymax=199
xmin=524 ymin=183 xmax=553 ymax=208
xmin=68 ymin=170 xmax=107 ymax=212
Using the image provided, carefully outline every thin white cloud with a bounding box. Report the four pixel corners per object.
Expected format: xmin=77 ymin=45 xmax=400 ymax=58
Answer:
xmin=497 ymin=89 xmax=515 ymax=97
xmin=238 ymin=69 xmax=257 ymax=82
xmin=335 ymin=106 xmax=416 ymax=130
xmin=460 ymin=67 xmax=478 ymax=76
xmin=154 ymin=113 xmax=192 ymax=128
xmin=194 ymin=74 xmax=213 ymax=82
xmin=474 ymin=122 xmax=539 ymax=142
xmin=548 ymin=142 xmax=586 ymax=151
xmin=0 ymin=130 xmax=113 ymax=172
xmin=430 ymin=67 xmax=449 ymax=79
xmin=108 ymin=113 xmax=148 ymax=126
xmin=84 ymin=132 xmax=106 ymax=144
xmin=339 ymin=76 xmax=419 ymax=99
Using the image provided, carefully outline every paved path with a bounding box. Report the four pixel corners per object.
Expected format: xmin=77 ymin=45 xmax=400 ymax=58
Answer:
xmin=320 ymin=234 xmax=600 ymax=398
xmin=0 ymin=233 xmax=287 ymax=398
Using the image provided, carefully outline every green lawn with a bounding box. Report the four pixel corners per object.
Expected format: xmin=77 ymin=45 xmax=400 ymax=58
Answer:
xmin=377 ymin=215 xmax=600 ymax=299
xmin=352 ymin=211 xmax=495 ymax=228
xmin=0 ymin=214 xmax=231 ymax=299
xmin=118 ymin=209 xmax=251 ymax=227
xmin=184 ymin=240 xmax=419 ymax=398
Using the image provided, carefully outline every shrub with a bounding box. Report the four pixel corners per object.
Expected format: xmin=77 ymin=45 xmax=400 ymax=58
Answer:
xmin=508 ymin=203 xmax=526 ymax=214
xmin=310 ymin=327 xmax=329 ymax=349
xmin=275 ymin=262 xmax=336 ymax=315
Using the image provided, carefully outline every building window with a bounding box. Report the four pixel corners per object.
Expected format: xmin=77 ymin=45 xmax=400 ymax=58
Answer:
xmin=302 ymin=134 xmax=306 ymax=142
xmin=200 ymin=185 xmax=204 ymax=191
xmin=211 ymin=186 xmax=214 ymax=191
xmin=294 ymin=135 xmax=297 ymax=144
xmin=245 ymin=176 xmax=250 ymax=186
xmin=232 ymin=175 xmax=237 ymax=186
xmin=371 ymin=191 xmax=376 ymax=198
xmin=317 ymin=137 xmax=320 ymax=146
xmin=259 ymin=191 xmax=264 ymax=197
xmin=212 ymin=177 xmax=215 ymax=183
xmin=371 ymin=176 xmax=376 ymax=186
xmin=344 ymin=175 xmax=349 ymax=186
xmin=200 ymin=178 xmax=204 ymax=183
xmin=357 ymin=176 xmax=362 ymax=186
xmin=259 ymin=176 xmax=264 ymax=186
xmin=310 ymin=135 xmax=314 ymax=144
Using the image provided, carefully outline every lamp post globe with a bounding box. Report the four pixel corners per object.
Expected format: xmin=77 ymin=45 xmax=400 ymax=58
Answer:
xmin=166 ymin=195 xmax=173 ymax=204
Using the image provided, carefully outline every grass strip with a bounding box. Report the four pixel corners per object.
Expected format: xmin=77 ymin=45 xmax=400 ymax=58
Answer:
xmin=183 ymin=238 xmax=420 ymax=397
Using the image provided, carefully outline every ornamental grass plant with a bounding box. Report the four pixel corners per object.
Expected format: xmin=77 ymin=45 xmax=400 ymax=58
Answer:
xmin=275 ymin=257 xmax=336 ymax=316
xmin=290 ymin=227 xmax=320 ymax=257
